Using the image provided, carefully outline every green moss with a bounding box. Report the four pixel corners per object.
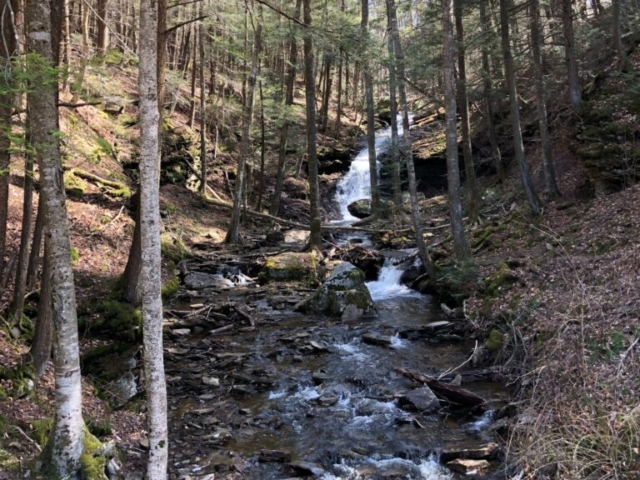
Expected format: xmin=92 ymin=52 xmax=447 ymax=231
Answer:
xmin=89 ymin=300 xmax=142 ymax=341
xmin=484 ymin=262 xmax=519 ymax=297
xmin=486 ymin=329 xmax=504 ymax=352
xmin=31 ymin=418 xmax=54 ymax=447
xmin=64 ymin=171 xmax=88 ymax=198
xmin=260 ymin=252 xmax=318 ymax=283
xmin=161 ymin=234 xmax=189 ymax=262
xmin=87 ymin=419 xmax=113 ymax=439
xmin=70 ymin=247 xmax=80 ymax=265
xmin=161 ymin=277 xmax=180 ymax=300
xmin=80 ymin=428 xmax=108 ymax=480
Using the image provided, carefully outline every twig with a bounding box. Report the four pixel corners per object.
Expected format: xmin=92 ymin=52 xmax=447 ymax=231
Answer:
xmin=437 ymin=341 xmax=478 ymax=380
xmin=89 ymin=205 xmax=125 ymax=237
xmin=13 ymin=426 xmax=42 ymax=453
xmin=616 ymin=336 xmax=639 ymax=377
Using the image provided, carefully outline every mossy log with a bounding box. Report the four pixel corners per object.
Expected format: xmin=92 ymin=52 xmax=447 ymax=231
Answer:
xmin=64 ymin=168 xmax=131 ymax=197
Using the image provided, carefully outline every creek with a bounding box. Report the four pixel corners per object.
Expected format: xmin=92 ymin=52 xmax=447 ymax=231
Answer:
xmin=164 ymin=121 xmax=507 ymax=479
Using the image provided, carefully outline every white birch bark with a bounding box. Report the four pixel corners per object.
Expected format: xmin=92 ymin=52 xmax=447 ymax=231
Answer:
xmin=25 ymin=0 xmax=85 ymax=476
xmin=139 ymin=0 xmax=169 ymax=477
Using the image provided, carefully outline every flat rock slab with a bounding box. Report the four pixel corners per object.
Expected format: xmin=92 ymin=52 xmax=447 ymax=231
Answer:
xmin=362 ymin=332 xmax=393 ymax=347
xmin=401 ymin=387 xmax=440 ymax=413
xmin=446 ymin=458 xmax=490 ymax=475
xmin=183 ymin=272 xmax=234 ymax=290
xmin=289 ymin=461 xmax=326 ymax=476
xmin=440 ymin=442 xmax=500 ymax=462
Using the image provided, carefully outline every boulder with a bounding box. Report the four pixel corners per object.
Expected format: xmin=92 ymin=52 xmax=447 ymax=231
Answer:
xmin=183 ymin=272 xmax=234 ymax=290
xmin=294 ymin=262 xmax=375 ymax=319
xmin=446 ymin=459 xmax=490 ymax=475
xmin=401 ymin=387 xmax=440 ymax=413
xmin=333 ymin=245 xmax=384 ymax=281
xmin=107 ymin=371 xmax=137 ymax=407
xmin=260 ymin=252 xmax=318 ymax=283
xmin=347 ymin=199 xmax=372 ymax=219
xmin=265 ymin=230 xmax=285 ymax=245
xmin=283 ymin=229 xmax=310 ymax=244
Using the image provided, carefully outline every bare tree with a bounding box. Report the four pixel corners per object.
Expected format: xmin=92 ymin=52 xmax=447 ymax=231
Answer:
xmin=561 ymin=0 xmax=581 ymax=109
xmin=139 ymin=0 xmax=168 ymax=476
xmin=444 ymin=0 xmax=471 ymax=260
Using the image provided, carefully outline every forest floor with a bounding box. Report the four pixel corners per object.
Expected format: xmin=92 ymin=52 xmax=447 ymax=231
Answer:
xmin=1 ymin=59 xmax=640 ymax=479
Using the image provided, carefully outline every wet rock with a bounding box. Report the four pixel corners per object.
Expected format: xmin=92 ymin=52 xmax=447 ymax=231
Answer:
xmin=260 ymin=252 xmax=318 ymax=283
xmin=283 ymin=229 xmax=310 ymax=244
xmin=201 ymin=376 xmax=220 ymax=387
xmin=446 ymin=458 xmax=490 ymax=475
xmin=440 ymin=443 xmax=500 ymax=462
xmin=289 ymin=461 xmax=326 ymax=476
xmin=312 ymin=369 xmax=331 ymax=385
xmin=333 ymin=245 xmax=385 ymax=281
xmin=347 ymin=199 xmax=372 ymax=219
xmin=362 ymin=332 xmax=393 ymax=347
xmin=265 ymin=230 xmax=285 ymax=245
xmin=295 ymin=262 xmax=375 ymax=319
xmin=317 ymin=393 xmax=339 ymax=406
xmin=183 ymin=272 xmax=234 ymax=290
xmin=259 ymin=449 xmax=291 ymax=462
xmin=400 ymin=264 xmax=423 ymax=285
xmin=400 ymin=387 xmax=440 ymax=413
xmin=171 ymin=328 xmax=191 ymax=336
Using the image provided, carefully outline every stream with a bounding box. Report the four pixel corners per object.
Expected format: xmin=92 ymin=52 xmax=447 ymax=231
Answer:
xmin=163 ymin=121 xmax=507 ymax=479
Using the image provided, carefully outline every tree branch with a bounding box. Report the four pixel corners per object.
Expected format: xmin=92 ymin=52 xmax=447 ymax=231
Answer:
xmin=164 ymin=15 xmax=209 ymax=36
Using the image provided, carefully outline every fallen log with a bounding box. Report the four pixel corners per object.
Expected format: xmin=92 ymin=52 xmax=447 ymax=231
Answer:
xmin=395 ymin=367 xmax=485 ymax=407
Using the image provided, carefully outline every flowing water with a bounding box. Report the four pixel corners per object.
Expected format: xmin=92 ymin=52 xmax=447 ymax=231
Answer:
xmin=166 ymin=122 xmax=505 ymax=479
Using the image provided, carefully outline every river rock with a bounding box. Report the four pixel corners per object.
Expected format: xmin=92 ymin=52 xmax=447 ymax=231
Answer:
xmin=294 ymin=262 xmax=375 ymax=319
xmin=183 ymin=272 xmax=234 ymax=290
xmin=265 ymin=230 xmax=285 ymax=245
xmin=401 ymin=387 xmax=440 ymax=413
xmin=107 ymin=371 xmax=137 ymax=407
xmin=440 ymin=443 xmax=500 ymax=462
xmin=260 ymin=252 xmax=318 ymax=283
xmin=347 ymin=199 xmax=372 ymax=219
xmin=283 ymin=229 xmax=310 ymax=244
xmin=446 ymin=458 xmax=490 ymax=475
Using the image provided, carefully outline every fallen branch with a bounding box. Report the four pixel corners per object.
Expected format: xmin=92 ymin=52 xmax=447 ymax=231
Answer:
xmin=65 ymin=168 xmax=130 ymax=196
xmin=89 ymin=205 xmax=125 ymax=237
xmin=396 ymin=367 xmax=485 ymax=407
xmin=183 ymin=153 xmax=224 ymax=201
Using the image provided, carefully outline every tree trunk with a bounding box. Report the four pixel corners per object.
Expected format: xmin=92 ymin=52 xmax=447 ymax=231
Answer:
xmin=386 ymin=0 xmax=431 ymax=272
xmin=188 ymin=23 xmax=197 ymax=127
xmin=26 ymin=0 xmax=85 ymax=474
xmin=0 ymin=0 xmax=17 ymax=268
xmin=199 ymin=11 xmax=207 ymax=198
xmin=226 ymin=3 xmax=261 ymax=244
xmin=270 ymin=0 xmax=301 ymax=216
xmin=139 ymin=0 xmax=168 ymax=477
xmin=11 ymin=133 xmax=34 ymax=321
xmin=454 ymin=0 xmax=480 ymax=223
xmin=123 ymin=193 xmax=142 ymax=305
xmin=444 ymin=0 xmax=471 ymax=261
xmin=499 ymin=0 xmax=541 ymax=215
xmin=319 ymin=55 xmax=332 ymax=133
xmin=361 ymin=0 xmax=380 ymax=216
xmin=531 ymin=0 xmax=560 ymax=199
xmin=304 ymin=0 xmax=322 ymax=249
xmin=479 ymin=0 xmax=504 ymax=182
xmin=27 ymin=193 xmax=44 ymax=288
xmin=336 ymin=50 xmax=343 ymax=132
xmin=386 ymin=10 xmax=401 ymax=207
xmin=256 ymin=80 xmax=266 ymax=210
xmin=96 ymin=0 xmax=109 ymax=55
xmin=561 ymin=0 xmax=581 ymax=109
xmin=30 ymin=239 xmax=52 ymax=378
xmin=613 ymin=0 xmax=628 ymax=71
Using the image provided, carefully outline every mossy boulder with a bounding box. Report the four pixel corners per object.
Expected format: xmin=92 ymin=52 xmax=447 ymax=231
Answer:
xmin=260 ymin=252 xmax=318 ymax=283
xmin=347 ymin=199 xmax=372 ymax=219
xmin=486 ymin=329 xmax=504 ymax=352
xmin=295 ymin=262 xmax=375 ymax=319
xmin=64 ymin=170 xmax=88 ymax=198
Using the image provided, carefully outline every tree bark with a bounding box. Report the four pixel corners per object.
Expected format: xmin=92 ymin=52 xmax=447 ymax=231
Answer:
xmin=304 ymin=0 xmax=322 ymax=249
xmin=612 ymin=0 xmax=627 ymax=71
xmin=96 ymin=0 xmax=109 ymax=55
xmin=139 ymin=0 xmax=168 ymax=477
xmin=561 ymin=0 xmax=581 ymax=109
xmin=499 ymin=0 xmax=541 ymax=215
xmin=530 ymin=0 xmax=560 ymax=199
xmin=454 ymin=0 xmax=480 ymax=223
xmin=0 ymin=0 xmax=17 ymax=270
xmin=386 ymin=0 xmax=431 ymax=272
xmin=361 ymin=0 xmax=380 ymax=216
xmin=270 ymin=0 xmax=301 ymax=216
xmin=30 ymin=238 xmax=52 ymax=378
xmin=26 ymin=0 xmax=85 ymax=474
xmin=444 ymin=0 xmax=471 ymax=261
xmin=225 ymin=2 xmax=261 ymax=244
xmin=198 ymin=10 xmax=206 ymax=198
xmin=479 ymin=0 xmax=504 ymax=182
xmin=386 ymin=9 xmax=401 ymax=207
xmin=27 ymin=193 xmax=44 ymax=288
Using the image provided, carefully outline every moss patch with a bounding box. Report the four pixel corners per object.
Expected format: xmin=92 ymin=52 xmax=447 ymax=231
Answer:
xmin=85 ymin=300 xmax=142 ymax=341
xmin=80 ymin=428 xmax=108 ymax=480
xmin=161 ymin=234 xmax=190 ymax=262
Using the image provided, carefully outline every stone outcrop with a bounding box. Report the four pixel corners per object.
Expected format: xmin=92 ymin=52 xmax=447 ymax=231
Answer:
xmin=294 ymin=262 xmax=375 ymax=319
xmin=260 ymin=252 xmax=318 ymax=283
xmin=347 ymin=199 xmax=372 ymax=219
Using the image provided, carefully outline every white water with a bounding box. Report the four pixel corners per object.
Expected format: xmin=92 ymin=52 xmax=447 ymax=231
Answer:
xmin=366 ymin=258 xmax=419 ymax=301
xmin=334 ymin=117 xmax=409 ymax=223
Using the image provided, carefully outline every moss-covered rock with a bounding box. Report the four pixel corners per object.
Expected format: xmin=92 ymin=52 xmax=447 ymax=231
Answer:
xmin=64 ymin=170 xmax=88 ymax=198
xmin=260 ymin=252 xmax=318 ymax=283
xmin=84 ymin=300 xmax=142 ymax=341
xmin=486 ymin=329 xmax=504 ymax=352
xmin=160 ymin=233 xmax=189 ymax=262
xmin=295 ymin=262 xmax=375 ymax=319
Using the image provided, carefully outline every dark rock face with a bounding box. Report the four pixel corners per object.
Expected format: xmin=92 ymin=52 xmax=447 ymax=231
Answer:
xmin=400 ymin=386 xmax=440 ymax=413
xmin=347 ymin=199 xmax=372 ymax=219
xmin=334 ymin=245 xmax=384 ymax=281
xmin=317 ymin=145 xmax=356 ymax=175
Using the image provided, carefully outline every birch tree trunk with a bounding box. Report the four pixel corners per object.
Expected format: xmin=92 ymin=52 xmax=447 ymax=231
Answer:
xmin=444 ymin=0 xmax=471 ymax=261
xmin=361 ymin=0 xmax=380 ymax=216
xmin=26 ymin=0 xmax=85 ymax=474
xmin=499 ymin=0 xmax=542 ymax=215
xmin=139 ymin=0 xmax=168 ymax=477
